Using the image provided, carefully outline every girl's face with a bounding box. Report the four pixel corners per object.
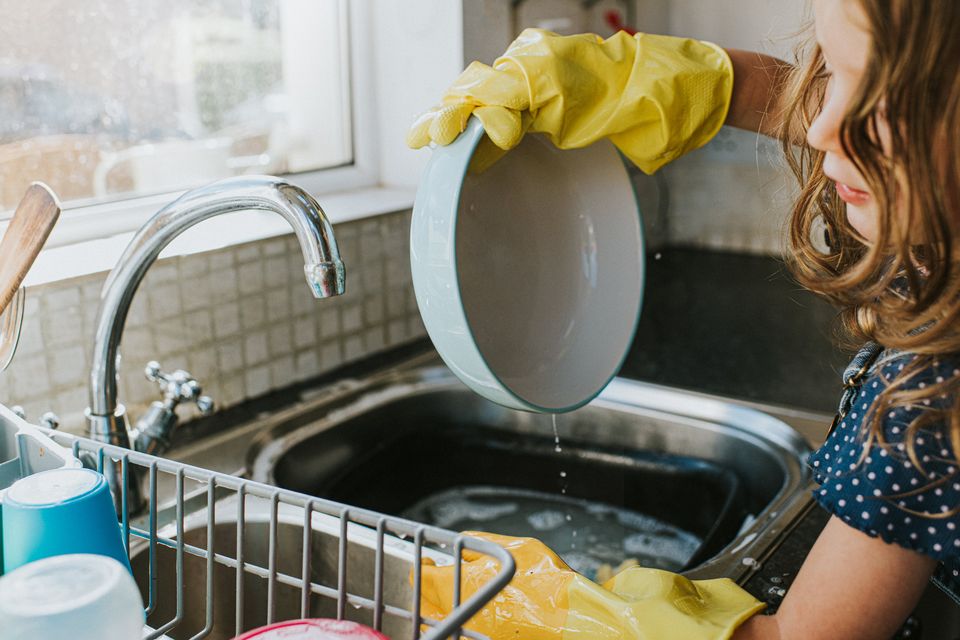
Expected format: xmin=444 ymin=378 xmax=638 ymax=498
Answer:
xmin=807 ymin=0 xmax=883 ymax=242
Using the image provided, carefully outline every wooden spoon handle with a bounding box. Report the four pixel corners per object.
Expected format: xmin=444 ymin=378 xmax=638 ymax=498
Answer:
xmin=0 ymin=183 xmax=61 ymax=315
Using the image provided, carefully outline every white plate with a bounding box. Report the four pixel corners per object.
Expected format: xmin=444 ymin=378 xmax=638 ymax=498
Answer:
xmin=410 ymin=118 xmax=644 ymax=412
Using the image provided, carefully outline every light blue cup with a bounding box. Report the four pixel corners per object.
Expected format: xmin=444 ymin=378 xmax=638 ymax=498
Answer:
xmin=410 ymin=118 xmax=644 ymax=412
xmin=1 ymin=467 xmax=131 ymax=573
xmin=0 ymin=405 xmax=84 ymax=576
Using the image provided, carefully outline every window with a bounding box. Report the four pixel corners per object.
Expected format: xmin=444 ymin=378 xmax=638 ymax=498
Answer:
xmin=0 ymin=0 xmax=355 ymax=215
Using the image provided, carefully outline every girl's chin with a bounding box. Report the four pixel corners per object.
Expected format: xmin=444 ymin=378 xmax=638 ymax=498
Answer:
xmin=845 ymin=202 xmax=878 ymax=243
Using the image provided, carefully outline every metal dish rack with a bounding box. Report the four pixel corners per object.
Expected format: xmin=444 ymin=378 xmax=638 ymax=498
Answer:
xmin=38 ymin=428 xmax=515 ymax=640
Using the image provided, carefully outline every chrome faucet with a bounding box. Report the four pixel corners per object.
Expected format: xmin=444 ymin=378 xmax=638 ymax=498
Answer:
xmin=86 ymin=176 xmax=345 ymax=473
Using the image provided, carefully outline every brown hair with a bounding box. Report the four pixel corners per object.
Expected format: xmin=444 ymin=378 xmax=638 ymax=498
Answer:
xmin=781 ymin=0 xmax=960 ymax=493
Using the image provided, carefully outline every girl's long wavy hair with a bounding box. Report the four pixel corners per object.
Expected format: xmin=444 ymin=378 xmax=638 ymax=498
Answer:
xmin=781 ymin=0 xmax=960 ymax=492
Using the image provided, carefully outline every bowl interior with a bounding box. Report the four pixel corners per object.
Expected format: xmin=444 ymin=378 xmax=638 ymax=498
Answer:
xmin=455 ymin=134 xmax=643 ymax=410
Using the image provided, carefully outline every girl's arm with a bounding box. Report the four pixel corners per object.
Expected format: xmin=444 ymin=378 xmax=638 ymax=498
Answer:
xmin=733 ymin=516 xmax=936 ymax=640
xmin=724 ymin=49 xmax=794 ymax=139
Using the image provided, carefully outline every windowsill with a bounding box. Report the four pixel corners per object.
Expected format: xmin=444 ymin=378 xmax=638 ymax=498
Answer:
xmin=22 ymin=185 xmax=416 ymax=288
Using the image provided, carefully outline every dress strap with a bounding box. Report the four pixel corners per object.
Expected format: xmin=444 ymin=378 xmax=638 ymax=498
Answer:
xmin=828 ymin=341 xmax=884 ymax=437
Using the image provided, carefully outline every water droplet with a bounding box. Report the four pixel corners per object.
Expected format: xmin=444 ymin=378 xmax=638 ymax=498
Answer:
xmin=559 ymin=471 xmax=567 ymax=478
xmin=654 ymin=252 xmax=662 ymax=260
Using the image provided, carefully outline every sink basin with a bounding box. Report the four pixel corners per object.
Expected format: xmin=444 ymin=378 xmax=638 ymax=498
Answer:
xmin=245 ymin=358 xmax=813 ymax=580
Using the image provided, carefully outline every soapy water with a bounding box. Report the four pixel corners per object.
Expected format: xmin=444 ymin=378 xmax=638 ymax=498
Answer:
xmin=401 ymin=486 xmax=702 ymax=579
xmin=528 ymin=509 xmax=566 ymax=531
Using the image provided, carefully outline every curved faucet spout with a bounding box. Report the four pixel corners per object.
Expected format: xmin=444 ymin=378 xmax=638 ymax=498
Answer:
xmin=87 ymin=175 xmax=345 ymax=442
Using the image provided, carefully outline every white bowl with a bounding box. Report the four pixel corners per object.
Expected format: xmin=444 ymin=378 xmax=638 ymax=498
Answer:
xmin=0 ymin=554 xmax=144 ymax=640
xmin=410 ymin=118 xmax=644 ymax=412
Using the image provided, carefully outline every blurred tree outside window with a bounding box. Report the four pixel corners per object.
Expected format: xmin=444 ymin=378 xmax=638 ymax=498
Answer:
xmin=0 ymin=0 xmax=351 ymax=213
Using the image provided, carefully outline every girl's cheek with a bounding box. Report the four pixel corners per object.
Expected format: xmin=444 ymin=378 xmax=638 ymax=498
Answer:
xmin=845 ymin=199 xmax=881 ymax=244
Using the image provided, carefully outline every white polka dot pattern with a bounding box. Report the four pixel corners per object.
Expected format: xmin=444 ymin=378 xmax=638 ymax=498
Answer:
xmin=809 ymin=352 xmax=960 ymax=565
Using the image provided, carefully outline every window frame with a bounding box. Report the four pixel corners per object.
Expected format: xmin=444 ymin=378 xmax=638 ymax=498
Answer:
xmin=22 ymin=0 xmax=380 ymax=249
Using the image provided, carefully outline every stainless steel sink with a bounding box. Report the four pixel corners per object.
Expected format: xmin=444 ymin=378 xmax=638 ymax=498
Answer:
xmin=139 ymin=351 xmax=960 ymax=640
xmin=126 ymin=351 xmax=819 ymax=638
xmin=239 ymin=355 xmax=814 ymax=581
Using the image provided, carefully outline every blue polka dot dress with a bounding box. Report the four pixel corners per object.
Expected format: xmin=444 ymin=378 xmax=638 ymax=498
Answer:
xmin=809 ymin=343 xmax=960 ymax=590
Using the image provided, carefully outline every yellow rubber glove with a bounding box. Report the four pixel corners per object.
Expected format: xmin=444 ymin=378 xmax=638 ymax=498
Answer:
xmin=421 ymin=532 xmax=764 ymax=640
xmin=406 ymin=29 xmax=733 ymax=174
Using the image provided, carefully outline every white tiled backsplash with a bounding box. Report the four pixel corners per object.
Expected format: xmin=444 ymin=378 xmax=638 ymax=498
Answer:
xmin=661 ymin=126 xmax=797 ymax=254
xmin=0 ymin=209 xmax=425 ymax=434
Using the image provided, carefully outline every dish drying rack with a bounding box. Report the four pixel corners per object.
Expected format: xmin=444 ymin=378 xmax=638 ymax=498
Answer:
xmin=1 ymin=407 xmax=515 ymax=640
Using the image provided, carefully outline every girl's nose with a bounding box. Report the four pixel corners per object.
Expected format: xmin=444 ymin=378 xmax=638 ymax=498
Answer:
xmin=807 ymin=84 xmax=846 ymax=153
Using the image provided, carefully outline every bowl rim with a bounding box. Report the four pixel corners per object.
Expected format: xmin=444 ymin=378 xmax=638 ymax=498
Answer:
xmin=411 ymin=117 xmax=645 ymax=412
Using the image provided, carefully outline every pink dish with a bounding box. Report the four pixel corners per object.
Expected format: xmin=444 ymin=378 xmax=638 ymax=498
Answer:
xmin=232 ymin=618 xmax=390 ymax=640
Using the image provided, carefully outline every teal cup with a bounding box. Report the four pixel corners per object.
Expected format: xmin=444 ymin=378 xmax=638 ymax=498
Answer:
xmin=1 ymin=467 xmax=130 ymax=573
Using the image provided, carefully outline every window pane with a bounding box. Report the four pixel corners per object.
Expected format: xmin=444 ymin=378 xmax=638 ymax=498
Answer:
xmin=0 ymin=0 xmax=351 ymax=213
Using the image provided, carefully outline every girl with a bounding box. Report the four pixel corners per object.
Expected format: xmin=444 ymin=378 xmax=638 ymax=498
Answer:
xmin=739 ymin=2 xmax=960 ymax=637
xmin=410 ymin=1 xmax=960 ymax=638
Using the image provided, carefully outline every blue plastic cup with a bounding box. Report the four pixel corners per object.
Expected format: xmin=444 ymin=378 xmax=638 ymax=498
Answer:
xmin=0 ymin=503 xmax=4 ymax=576
xmin=1 ymin=468 xmax=130 ymax=573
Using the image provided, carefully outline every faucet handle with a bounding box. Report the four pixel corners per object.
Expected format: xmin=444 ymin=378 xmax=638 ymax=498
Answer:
xmin=9 ymin=406 xmax=61 ymax=430
xmin=144 ymin=360 xmax=163 ymax=383
xmin=143 ymin=360 xmax=215 ymax=414
xmin=195 ymin=395 xmax=215 ymax=415
xmin=39 ymin=411 xmax=61 ymax=430
xmin=132 ymin=360 xmax=214 ymax=456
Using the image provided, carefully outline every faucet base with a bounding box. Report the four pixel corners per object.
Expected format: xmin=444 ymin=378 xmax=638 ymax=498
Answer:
xmin=85 ymin=404 xmax=147 ymax=516
xmin=85 ymin=404 xmax=132 ymax=447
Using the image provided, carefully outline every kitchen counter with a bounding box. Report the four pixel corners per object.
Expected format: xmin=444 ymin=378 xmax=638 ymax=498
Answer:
xmin=622 ymin=246 xmax=849 ymax=415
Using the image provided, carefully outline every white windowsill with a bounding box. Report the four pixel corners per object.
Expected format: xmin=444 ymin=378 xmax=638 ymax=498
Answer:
xmin=22 ymin=185 xmax=416 ymax=288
